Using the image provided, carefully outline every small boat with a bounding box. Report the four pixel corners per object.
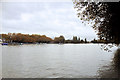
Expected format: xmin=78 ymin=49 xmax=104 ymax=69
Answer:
xmin=2 ymin=43 xmax=8 ymax=45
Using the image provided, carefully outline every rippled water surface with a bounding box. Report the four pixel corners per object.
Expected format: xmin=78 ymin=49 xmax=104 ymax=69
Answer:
xmin=2 ymin=44 xmax=118 ymax=78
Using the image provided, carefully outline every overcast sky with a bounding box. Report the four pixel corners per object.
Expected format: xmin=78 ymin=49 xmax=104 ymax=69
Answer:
xmin=2 ymin=1 xmax=98 ymax=40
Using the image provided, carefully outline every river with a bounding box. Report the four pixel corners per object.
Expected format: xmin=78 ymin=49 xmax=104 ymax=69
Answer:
xmin=2 ymin=44 xmax=119 ymax=78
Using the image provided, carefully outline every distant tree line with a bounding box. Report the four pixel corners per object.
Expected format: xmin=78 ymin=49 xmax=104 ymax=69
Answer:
xmin=1 ymin=33 xmax=52 ymax=43
xmin=0 ymin=33 xmax=110 ymax=44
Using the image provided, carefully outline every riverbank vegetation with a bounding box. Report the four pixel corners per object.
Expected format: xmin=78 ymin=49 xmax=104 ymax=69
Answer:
xmin=0 ymin=33 xmax=112 ymax=44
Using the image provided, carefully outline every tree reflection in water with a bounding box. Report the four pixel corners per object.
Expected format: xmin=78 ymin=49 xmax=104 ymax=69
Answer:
xmin=98 ymin=49 xmax=120 ymax=78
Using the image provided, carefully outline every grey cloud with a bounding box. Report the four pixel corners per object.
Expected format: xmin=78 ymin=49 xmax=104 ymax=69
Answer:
xmin=2 ymin=2 xmax=97 ymax=40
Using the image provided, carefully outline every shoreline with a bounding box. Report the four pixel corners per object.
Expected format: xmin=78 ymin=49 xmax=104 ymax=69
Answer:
xmin=1 ymin=42 xmax=115 ymax=46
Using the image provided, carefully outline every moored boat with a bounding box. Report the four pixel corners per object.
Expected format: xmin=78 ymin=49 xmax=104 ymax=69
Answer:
xmin=1 ymin=43 xmax=8 ymax=45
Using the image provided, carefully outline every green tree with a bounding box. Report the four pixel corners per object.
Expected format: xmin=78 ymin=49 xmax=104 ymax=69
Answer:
xmin=85 ymin=38 xmax=87 ymax=43
xmin=54 ymin=35 xmax=65 ymax=43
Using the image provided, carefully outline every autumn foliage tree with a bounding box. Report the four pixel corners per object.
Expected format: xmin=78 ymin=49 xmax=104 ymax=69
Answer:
xmin=2 ymin=33 xmax=52 ymax=43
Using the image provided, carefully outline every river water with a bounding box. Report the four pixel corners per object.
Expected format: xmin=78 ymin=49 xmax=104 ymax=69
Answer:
xmin=2 ymin=44 xmax=119 ymax=78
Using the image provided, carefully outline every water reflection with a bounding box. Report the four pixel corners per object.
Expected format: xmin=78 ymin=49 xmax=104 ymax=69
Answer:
xmin=98 ymin=48 xmax=120 ymax=78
